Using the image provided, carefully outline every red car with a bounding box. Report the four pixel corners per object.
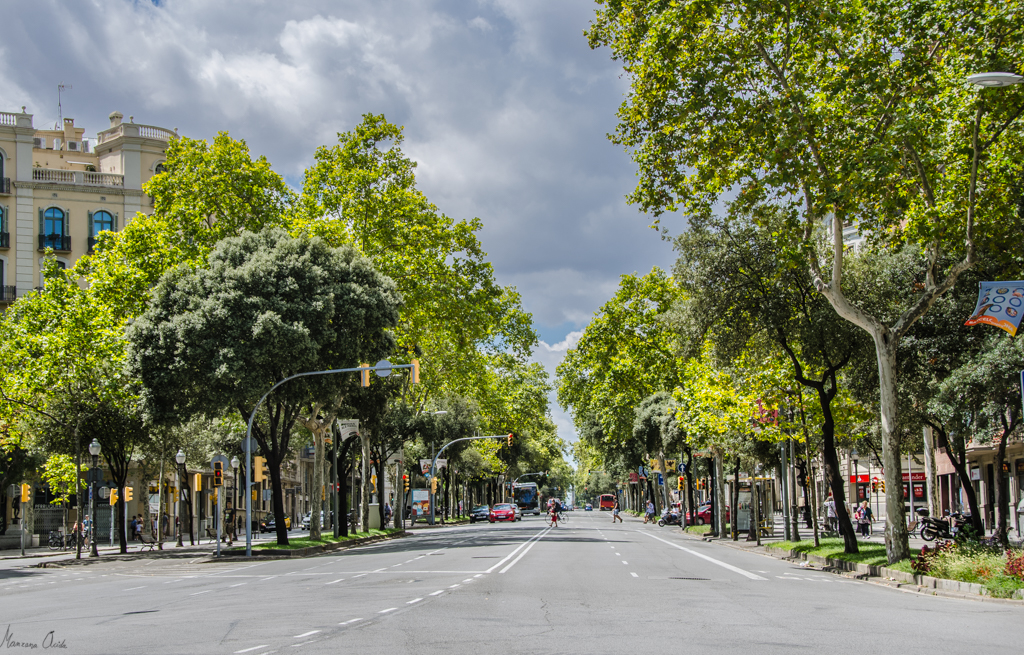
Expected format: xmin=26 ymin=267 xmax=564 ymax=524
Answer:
xmin=686 ymin=503 xmax=730 ymax=526
xmin=489 ymin=503 xmax=518 ymax=523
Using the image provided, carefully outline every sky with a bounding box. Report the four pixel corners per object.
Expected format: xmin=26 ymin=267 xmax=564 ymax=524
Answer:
xmin=1 ymin=0 xmax=684 ymax=442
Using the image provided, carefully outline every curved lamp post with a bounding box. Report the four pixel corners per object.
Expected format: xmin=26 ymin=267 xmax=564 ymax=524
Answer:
xmin=88 ymin=439 xmax=101 ymax=557
xmin=967 ymin=72 xmax=1024 ymax=88
xmin=175 ymin=449 xmax=186 ymax=547
xmin=230 ymin=455 xmax=240 ymax=543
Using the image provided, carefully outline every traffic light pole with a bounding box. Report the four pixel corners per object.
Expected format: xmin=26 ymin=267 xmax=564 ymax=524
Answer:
xmin=428 ymin=435 xmax=512 ymax=526
xmin=243 ymin=363 xmax=416 ymax=557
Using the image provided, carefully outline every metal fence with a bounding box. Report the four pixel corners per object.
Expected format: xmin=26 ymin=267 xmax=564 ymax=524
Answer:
xmin=32 ymin=506 xmax=66 ymax=536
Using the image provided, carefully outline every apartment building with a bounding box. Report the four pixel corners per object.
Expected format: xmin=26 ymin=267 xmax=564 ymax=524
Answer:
xmin=0 ymin=107 xmax=174 ymax=298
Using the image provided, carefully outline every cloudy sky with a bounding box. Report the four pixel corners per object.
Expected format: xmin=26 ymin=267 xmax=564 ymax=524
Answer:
xmin=1 ymin=0 xmax=683 ymax=441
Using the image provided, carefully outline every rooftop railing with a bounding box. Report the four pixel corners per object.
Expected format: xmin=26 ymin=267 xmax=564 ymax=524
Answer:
xmin=32 ymin=168 xmax=124 ymax=187
xmin=97 ymin=123 xmax=176 ymax=144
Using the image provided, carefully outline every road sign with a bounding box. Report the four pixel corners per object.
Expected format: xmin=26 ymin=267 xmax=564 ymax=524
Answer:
xmin=677 ymin=462 xmax=687 ymax=473
xmin=98 ymin=486 xmax=110 ymax=500
xmin=211 ymin=454 xmax=229 ymax=468
xmin=628 ymin=472 xmax=639 ymax=483
xmin=374 ymin=359 xmax=392 ymax=377
xmin=241 ymin=436 xmax=258 ymax=453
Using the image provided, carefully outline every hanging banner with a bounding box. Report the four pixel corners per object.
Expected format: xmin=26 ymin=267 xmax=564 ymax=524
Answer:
xmin=965 ymin=281 xmax=1024 ymax=336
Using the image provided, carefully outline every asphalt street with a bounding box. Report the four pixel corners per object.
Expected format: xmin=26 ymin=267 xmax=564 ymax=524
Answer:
xmin=0 ymin=512 xmax=1020 ymax=654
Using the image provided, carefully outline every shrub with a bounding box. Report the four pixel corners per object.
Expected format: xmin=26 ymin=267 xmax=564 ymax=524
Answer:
xmin=1006 ymin=549 xmax=1024 ymax=581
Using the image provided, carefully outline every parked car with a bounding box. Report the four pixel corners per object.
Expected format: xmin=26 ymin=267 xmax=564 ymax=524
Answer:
xmin=686 ymin=503 xmax=730 ymax=526
xmin=265 ymin=516 xmax=291 ymax=532
xmin=469 ymin=505 xmax=490 ymax=523
xmin=584 ymin=504 xmax=593 ymax=511
xmin=512 ymin=505 xmax=523 ymax=521
xmin=488 ymin=503 xmax=517 ymax=523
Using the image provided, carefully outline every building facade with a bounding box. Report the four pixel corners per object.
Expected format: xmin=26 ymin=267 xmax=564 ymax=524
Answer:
xmin=0 ymin=107 xmax=174 ymax=297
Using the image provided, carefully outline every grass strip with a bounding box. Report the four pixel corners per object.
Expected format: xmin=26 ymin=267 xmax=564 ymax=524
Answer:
xmin=226 ymin=528 xmax=401 ymax=553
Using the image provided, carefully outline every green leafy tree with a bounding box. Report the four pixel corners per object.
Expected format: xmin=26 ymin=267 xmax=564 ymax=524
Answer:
xmin=587 ymin=0 xmax=1024 ymax=562
xmin=127 ymin=228 xmax=400 ymax=545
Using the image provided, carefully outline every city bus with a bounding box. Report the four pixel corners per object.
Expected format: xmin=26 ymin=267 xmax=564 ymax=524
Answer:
xmin=513 ymin=482 xmax=541 ymax=515
xmin=598 ymin=494 xmax=616 ymax=511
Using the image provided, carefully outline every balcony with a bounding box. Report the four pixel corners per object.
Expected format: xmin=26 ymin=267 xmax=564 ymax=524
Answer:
xmin=0 ymin=177 xmax=9 ymax=194
xmin=0 ymin=232 xmax=8 ymax=248
xmin=38 ymin=234 xmax=71 ymax=252
xmin=0 ymin=286 xmax=15 ymax=303
xmin=31 ymin=169 xmax=124 ymax=188
xmin=97 ymin=123 xmax=177 ymax=144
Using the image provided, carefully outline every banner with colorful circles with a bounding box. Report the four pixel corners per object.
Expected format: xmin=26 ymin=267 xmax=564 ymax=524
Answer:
xmin=965 ymin=281 xmax=1024 ymax=336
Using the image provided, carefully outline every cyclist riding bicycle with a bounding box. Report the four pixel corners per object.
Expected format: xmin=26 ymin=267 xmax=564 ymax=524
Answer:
xmin=549 ymin=499 xmax=562 ymax=527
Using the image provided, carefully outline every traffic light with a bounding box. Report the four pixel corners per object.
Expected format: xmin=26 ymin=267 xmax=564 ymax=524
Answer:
xmin=371 ymin=474 xmax=377 ymax=493
xmin=430 ymin=477 xmax=437 ymax=494
xmin=411 ymin=358 xmax=420 ymax=384
xmin=359 ymin=363 xmax=370 ymax=387
xmin=20 ymin=483 xmax=30 ymax=503
xmin=879 ymin=480 xmax=885 ymax=493
xmin=507 ymin=433 xmax=514 ymax=447
xmin=403 ymin=474 xmax=410 ymax=492
xmin=254 ymin=456 xmax=265 ymax=483
xmin=193 ymin=473 xmax=202 ymax=492
xmin=213 ymin=461 xmax=223 ymax=487
xmin=871 ymin=480 xmax=878 ymax=493
xmin=252 ymin=490 xmax=257 ymax=502
xmin=125 ymin=486 xmax=134 ymax=502
xmin=678 ymin=476 xmax=684 ymax=491
xmin=110 ymin=488 xmax=119 ymax=504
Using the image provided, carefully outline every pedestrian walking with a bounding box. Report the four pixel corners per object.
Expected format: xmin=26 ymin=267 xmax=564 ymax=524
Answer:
xmin=644 ymin=500 xmax=655 ymax=524
xmin=135 ymin=515 xmax=143 ymax=541
xmin=130 ymin=515 xmax=138 ymax=542
xmin=857 ymin=500 xmax=872 ymax=537
xmin=612 ymin=500 xmax=623 ymax=523
xmin=824 ymin=493 xmax=837 ymax=533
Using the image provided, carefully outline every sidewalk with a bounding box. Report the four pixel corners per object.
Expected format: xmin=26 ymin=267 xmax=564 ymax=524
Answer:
xmin=0 ymin=531 xmax=278 ymax=565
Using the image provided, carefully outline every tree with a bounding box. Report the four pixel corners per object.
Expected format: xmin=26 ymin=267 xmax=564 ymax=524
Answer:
xmin=587 ymin=0 xmax=1024 ymax=563
xmin=127 ymin=228 xmax=400 ymax=545
xmin=929 ymin=335 xmax=1023 ymax=543
xmin=0 ymin=258 xmax=125 ymax=558
xmin=671 ymin=207 xmax=869 ymax=551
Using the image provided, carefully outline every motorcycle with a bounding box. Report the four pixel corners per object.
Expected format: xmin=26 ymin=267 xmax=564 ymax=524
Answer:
xmin=658 ymin=512 xmax=682 ymax=527
xmin=916 ymin=507 xmax=969 ymax=541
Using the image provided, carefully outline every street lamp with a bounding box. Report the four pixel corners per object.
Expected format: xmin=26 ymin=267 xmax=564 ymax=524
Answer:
xmin=230 ymin=456 xmax=240 ymax=544
xmin=967 ymin=72 xmax=1024 ymax=88
xmin=88 ymin=439 xmax=101 ymax=557
xmin=175 ymin=449 xmax=186 ymax=547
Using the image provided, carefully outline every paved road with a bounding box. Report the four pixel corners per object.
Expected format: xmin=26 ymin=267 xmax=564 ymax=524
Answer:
xmin=1 ymin=513 xmax=1020 ymax=654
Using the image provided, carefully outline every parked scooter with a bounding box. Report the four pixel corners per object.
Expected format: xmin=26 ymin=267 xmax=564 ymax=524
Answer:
xmin=658 ymin=511 xmax=682 ymax=527
xmin=916 ymin=507 xmax=969 ymax=541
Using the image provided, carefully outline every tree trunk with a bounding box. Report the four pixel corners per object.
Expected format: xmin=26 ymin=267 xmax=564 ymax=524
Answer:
xmin=360 ymin=431 xmax=370 ymax=532
xmin=933 ymin=426 xmax=983 ymax=533
xmin=75 ymin=432 xmax=82 ymax=560
xmin=714 ymin=454 xmax=726 ymax=537
xmin=994 ymin=411 xmax=1012 ymax=544
xmin=806 ymin=440 xmax=820 ymax=548
xmin=872 ymin=334 xmax=910 ymax=563
xmin=732 ymin=458 xmax=741 ymax=541
xmin=686 ymin=448 xmax=696 ymax=529
xmin=922 ymin=426 xmax=939 ymax=519
xmin=818 ymin=385 xmax=858 ymax=554
xmin=789 ymin=440 xmax=800 ymax=542
xmin=311 ymin=428 xmax=325 ymax=541
xmin=269 ymin=462 xmax=288 ymax=545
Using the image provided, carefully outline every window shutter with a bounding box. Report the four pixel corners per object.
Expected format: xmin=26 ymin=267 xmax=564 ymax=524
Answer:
xmin=88 ymin=211 xmax=93 ymax=236
xmin=64 ymin=210 xmax=69 ymax=237
xmin=1 ymin=206 xmax=6 ymax=233
xmin=38 ymin=207 xmax=44 ymax=235
xmin=114 ymin=212 xmax=119 ymax=231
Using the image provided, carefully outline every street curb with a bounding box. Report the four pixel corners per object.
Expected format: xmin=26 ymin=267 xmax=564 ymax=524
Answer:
xmin=203 ymin=530 xmax=409 ymax=561
xmin=755 ymin=544 xmax=1024 ymax=605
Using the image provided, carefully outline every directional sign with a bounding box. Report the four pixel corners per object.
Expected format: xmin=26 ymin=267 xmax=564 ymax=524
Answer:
xmin=374 ymin=359 xmax=393 ymax=377
xmin=677 ymin=462 xmax=687 ymax=474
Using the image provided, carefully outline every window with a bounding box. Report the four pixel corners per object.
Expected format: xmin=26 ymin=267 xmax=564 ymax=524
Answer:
xmin=44 ymin=207 xmax=65 ymax=236
xmin=92 ymin=210 xmax=114 ymax=236
xmin=155 ymin=163 xmax=166 ymax=174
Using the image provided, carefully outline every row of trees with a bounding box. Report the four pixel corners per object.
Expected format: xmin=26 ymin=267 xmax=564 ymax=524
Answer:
xmin=571 ymin=0 xmax=1024 ymax=562
xmin=0 ymin=114 xmax=569 ymax=553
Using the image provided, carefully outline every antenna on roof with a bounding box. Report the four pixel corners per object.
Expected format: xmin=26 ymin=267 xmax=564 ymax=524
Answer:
xmin=56 ymin=82 xmax=71 ymax=129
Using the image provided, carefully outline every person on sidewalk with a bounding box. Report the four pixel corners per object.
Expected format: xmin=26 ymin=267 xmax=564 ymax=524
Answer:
xmin=857 ymin=500 xmax=872 ymax=537
xmin=130 ymin=516 xmax=138 ymax=542
xmin=824 ymin=494 xmax=837 ymax=532
xmin=612 ymin=500 xmax=623 ymax=523
xmin=644 ymin=500 xmax=655 ymax=524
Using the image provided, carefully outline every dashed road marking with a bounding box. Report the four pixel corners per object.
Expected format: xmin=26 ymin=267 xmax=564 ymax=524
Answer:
xmin=235 ymin=646 xmax=268 ymax=653
xmin=293 ymin=631 xmax=320 ymax=638
xmin=190 ymin=590 xmax=212 ymax=596
xmin=230 ymin=583 xmax=247 ymax=588
xmin=407 ymin=598 xmax=422 ymax=604
xmin=325 ymin=579 xmax=344 ymax=585
xmin=378 ymin=607 xmax=397 ymax=614
xmin=429 ymin=590 xmax=444 ymax=596
xmin=631 ymin=572 xmax=639 ymax=578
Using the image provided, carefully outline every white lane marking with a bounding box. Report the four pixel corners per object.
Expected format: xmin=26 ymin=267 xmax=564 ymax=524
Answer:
xmin=498 ymin=527 xmax=552 ymax=574
xmin=615 ymin=553 xmax=620 ymax=555
xmin=486 ymin=526 xmax=551 ymax=573
xmin=257 ymin=576 xmax=279 ymax=582
xmin=123 ymin=586 xmax=146 ymax=591
xmin=631 ymin=572 xmax=639 ymax=578
xmin=429 ymin=590 xmax=444 ymax=596
xmin=190 ymin=590 xmax=212 ymax=596
xmin=325 ymin=579 xmax=344 ymax=585
xmin=448 ymin=584 xmax=460 ymax=588
xmin=379 ymin=608 xmax=397 ymax=614
xmin=622 ymin=561 xmax=628 ymax=565
xmin=290 ymin=643 xmax=314 ymax=648
xmin=230 ymin=583 xmax=248 ymax=588
xmin=637 ymin=531 xmax=768 ymax=581
xmin=235 ymin=646 xmax=268 ymax=653
xmin=373 ymin=568 xmax=387 ymax=572
xmin=339 ymin=619 xmax=363 ymax=625
xmin=463 ymin=579 xmax=474 ymax=582
xmin=353 ymin=574 xmax=367 ymax=578
xmin=293 ymin=631 xmax=320 ymax=638
xmin=474 ymin=574 xmax=483 ymax=578
xmin=407 ymin=598 xmax=422 ymax=604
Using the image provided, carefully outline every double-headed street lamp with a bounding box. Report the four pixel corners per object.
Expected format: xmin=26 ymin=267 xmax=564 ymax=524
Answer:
xmin=88 ymin=438 xmax=101 ymax=557
xmin=175 ymin=449 xmax=186 ymax=547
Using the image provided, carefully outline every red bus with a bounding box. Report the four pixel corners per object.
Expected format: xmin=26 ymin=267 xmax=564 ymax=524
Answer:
xmin=598 ymin=494 xmax=616 ymax=511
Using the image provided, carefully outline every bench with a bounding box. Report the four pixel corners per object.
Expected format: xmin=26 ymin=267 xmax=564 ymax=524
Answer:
xmin=137 ymin=534 xmax=158 ymax=552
